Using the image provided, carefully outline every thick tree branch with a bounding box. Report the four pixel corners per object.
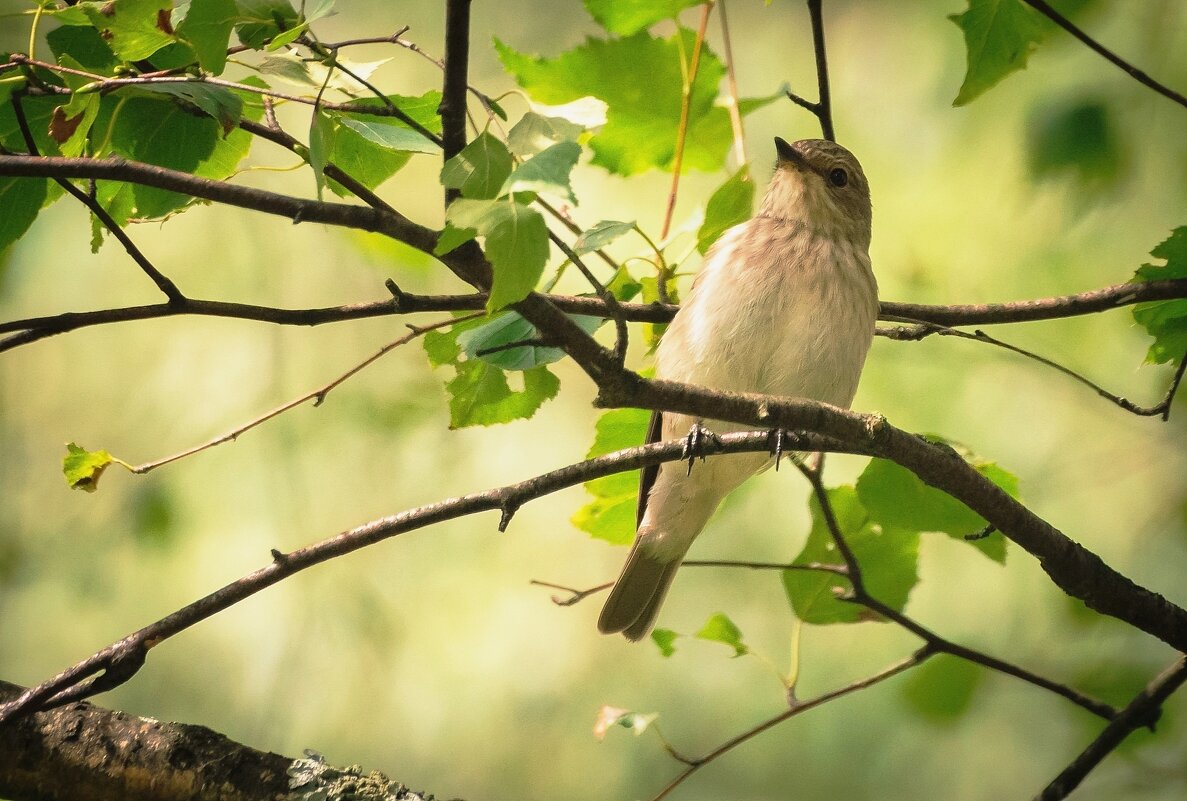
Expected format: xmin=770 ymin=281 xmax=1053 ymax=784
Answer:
xmin=0 ymin=680 xmax=435 ymax=801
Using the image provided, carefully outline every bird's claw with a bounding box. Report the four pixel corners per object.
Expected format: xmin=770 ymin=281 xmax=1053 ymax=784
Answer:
xmin=768 ymin=429 xmax=807 ymax=472
xmin=682 ymin=422 xmax=721 ymax=476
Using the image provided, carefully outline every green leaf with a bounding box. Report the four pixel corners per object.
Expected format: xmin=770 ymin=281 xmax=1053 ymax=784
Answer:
xmin=62 ymin=442 xmax=121 ymax=492
xmin=308 ymin=109 xmax=333 ymax=198
xmin=572 ymin=408 xmax=650 ymax=545
xmin=496 ymin=30 xmax=734 ymax=175
xmin=107 ymin=96 xmax=220 ymax=218
xmin=83 ymin=0 xmax=177 ymax=62
xmin=651 ymin=628 xmax=678 ymax=657
xmin=902 ymin=655 xmax=985 ymax=723
xmin=335 ymin=115 xmax=441 ymax=155
xmin=178 ymin=0 xmax=238 ymax=74
xmin=456 ymin=311 xmax=602 ymax=370
xmin=1132 ymin=227 xmax=1187 ymax=365
xmin=446 ymin=199 xmax=550 ymax=311
xmin=506 ymin=111 xmax=583 ymax=157
xmin=256 ymin=53 xmax=316 ymax=85
xmin=433 ymin=224 xmax=477 ymax=257
xmin=1027 ymin=99 xmax=1121 ymax=192
xmin=574 ymin=220 xmax=636 ymax=255
xmin=782 ymin=486 xmax=920 ymax=625
xmin=127 ymin=82 xmax=244 ymax=134
xmin=584 ymin=0 xmax=704 ymax=35
xmin=234 ymin=0 xmax=298 ymax=49
xmin=949 ymin=0 xmax=1048 ymax=105
xmin=441 ymin=132 xmax=515 ymax=200
xmin=0 ymin=178 xmax=48 ymax=254
xmin=499 ymin=141 xmax=581 ymax=203
xmin=444 ymin=362 xmax=560 ymax=428
xmin=857 ymin=443 xmax=1017 ymax=563
xmin=695 ymin=612 xmax=748 ymax=657
xmin=46 ymin=23 xmax=120 ymax=72
xmin=697 ymin=165 xmax=753 ymax=254
xmin=48 ymin=56 xmax=102 ymax=158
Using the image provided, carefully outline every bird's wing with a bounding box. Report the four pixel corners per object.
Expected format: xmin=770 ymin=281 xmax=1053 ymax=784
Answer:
xmin=635 ymin=410 xmax=663 ymax=528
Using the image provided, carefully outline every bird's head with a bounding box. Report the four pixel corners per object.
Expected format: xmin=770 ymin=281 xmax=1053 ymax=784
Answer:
xmin=762 ymin=137 xmax=872 ymax=247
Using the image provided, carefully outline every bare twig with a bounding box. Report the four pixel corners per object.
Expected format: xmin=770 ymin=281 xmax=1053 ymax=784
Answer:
xmin=785 ymin=0 xmax=835 ymax=141
xmin=529 ymin=580 xmax=613 ymax=606
xmin=9 ymin=94 xmax=185 ymax=303
xmin=126 ymin=315 xmax=479 ymax=475
xmin=547 ymin=231 xmax=629 ymax=365
xmin=659 ymin=2 xmax=713 ymax=243
xmin=1020 ymin=0 xmax=1187 ymax=112
xmin=880 ymin=317 xmax=1187 ymax=420
xmin=1036 ymin=656 xmax=1187 ymax=801
xmin=0 ymin=429 xmax=857 ymax=724
xmin=717 ymin=0 xmax=747 ymax=165
xmin=650 ymin=648 xmax=931 ymax=801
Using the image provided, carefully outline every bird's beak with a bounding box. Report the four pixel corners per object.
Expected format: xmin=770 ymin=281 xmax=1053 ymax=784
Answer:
xmin=774 ymin=137 xmax=808 ymax=170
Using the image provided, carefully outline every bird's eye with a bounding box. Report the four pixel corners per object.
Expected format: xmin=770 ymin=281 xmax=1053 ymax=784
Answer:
xmin=828 ymin=167 xmax=848 ymax=188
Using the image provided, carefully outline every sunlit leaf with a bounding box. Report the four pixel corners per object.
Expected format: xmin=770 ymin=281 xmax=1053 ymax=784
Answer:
xmin=572 ymin=408 xmax=650 ymax=544
xmin=584 ymin=0 xmax=703 ymax=35
xmin=651 ymin=628 xmax=678 ymax=657
xmin=235 ymin=0 xmax=299 ymax=49
xmin=856 ymin=443 xmax=1017 ymax=563
xmin=783 ymin=486 xmax=920 ymax=625
xmin=83 ymin=0 xmax=177 ymax=61
xmin=46 ymin=23 xmax=120 ymax=73
xmin=444 ymin=362 xmax=560 ymax=428
xmin=62 ymin=442 xmax=121 ymax=492
xmin=574 ymin=220 xmax=636 ymax=255
xmin=445 ymin=199 xmax=550 ymax=311
xmin=499 ymin=141 xmax=581 ymax=203
xmin=178 ymin=0 xmax=238 ymax=74
xmin=695 ymin=612 xmax=748 ymax=657
xmin=441 ymin=132 xmax=515 ymax=200
xmin=126 ymin=82 xmax=244 ymax=134
xmin=1132 ymin=226 xmax=1187 ymax=365
xmin=496 ymin=30 xmax=734 ymax=175
xmin=506 ymin=111 xmax=583 ymax=157
xmin=697 ymin=165 xmax=753 ymax=254
xmin=949 ymin=0 xmax=1047 ymax=105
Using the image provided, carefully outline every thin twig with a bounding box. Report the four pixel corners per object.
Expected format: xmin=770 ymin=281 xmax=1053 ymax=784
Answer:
xmin=881 ymin=316 xmax=1186 ymax=420
xmin=785 ymin=0 xmax=835 ymax=140
xmin=9 ymin=93 xmax=185 ymax=303
xmin=127 ymin=314 xmax=479 ymax=475
xmin=1036 ymin=656 xmax=1187 ymax=801
xmin=717 ymin=0 xmax=747 ymax=165
xmin=793 ymin=459 xmax=1116 ymax=721
xmin=0 ymin=429 xmax=860 ymax=723
xmin=659 ymin=2 xmax=713 ymax=243
xmin=651 ymin=648 xmax=931 ymax=801
xmin=529 ymin=580 xmax=612 ymax=606
xmin=1020 ymin=0 xmax=1187 ymax=112
xmin=547 ymin=231 xmax=629 ymax=366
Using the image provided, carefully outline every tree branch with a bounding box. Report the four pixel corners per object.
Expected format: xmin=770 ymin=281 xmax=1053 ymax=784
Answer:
xmin=1036 ymin=656 xmax=1187 ymax=801
xmin=0 ymin=680 xmax=437 ymax=801
xmin=0 ymin=430 xmax=854 ymax=723
xmin=1019 ymin=0 xmax=1187 ymax=112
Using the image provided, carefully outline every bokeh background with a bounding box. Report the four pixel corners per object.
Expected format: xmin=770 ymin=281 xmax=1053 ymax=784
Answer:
xmin=2 ymin=1 xmax=1187 ymax=799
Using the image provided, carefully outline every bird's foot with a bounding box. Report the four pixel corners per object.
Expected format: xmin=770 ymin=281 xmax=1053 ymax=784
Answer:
xmin=682 ymin=421 xmax=722 ymax=476
xmin=768 ymin=429 xmax=808 ymax=472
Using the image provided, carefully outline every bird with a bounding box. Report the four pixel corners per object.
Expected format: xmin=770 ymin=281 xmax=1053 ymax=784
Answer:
xmin=597 ymin=137 xmax=879 ymax=641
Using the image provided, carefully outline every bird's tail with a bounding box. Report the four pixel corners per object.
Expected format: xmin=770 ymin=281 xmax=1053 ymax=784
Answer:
xmin=597 ymin=534 xmax=692 ymax=641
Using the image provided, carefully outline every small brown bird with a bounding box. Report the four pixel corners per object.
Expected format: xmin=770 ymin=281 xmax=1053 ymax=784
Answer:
xmin=598 ymin=137 xmax=879 ymax=640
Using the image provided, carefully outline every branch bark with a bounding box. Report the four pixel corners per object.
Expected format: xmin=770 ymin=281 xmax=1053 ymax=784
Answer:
xmin=0 ymin=680 xmax=434 ymax=801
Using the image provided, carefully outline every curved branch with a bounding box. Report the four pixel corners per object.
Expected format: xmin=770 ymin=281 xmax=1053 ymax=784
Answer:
xmin=1020 ymin=0 xmax=1187 ymax=112
xmin=0 ymin=430 xmax=853 ymax=723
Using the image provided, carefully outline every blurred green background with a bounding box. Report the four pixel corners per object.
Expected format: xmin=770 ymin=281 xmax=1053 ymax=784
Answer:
xmin=2 ymin=1 xmax=1187 ymax=799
